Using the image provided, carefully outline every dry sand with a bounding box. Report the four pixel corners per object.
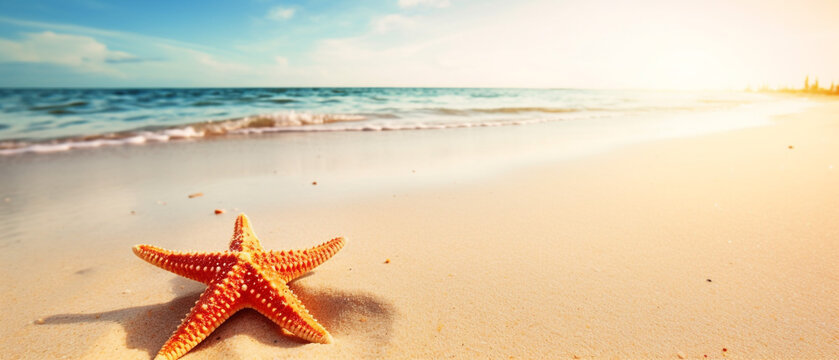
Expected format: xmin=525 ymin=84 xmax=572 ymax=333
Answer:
xmin=0 ymin=99 xmax=837 ymax=359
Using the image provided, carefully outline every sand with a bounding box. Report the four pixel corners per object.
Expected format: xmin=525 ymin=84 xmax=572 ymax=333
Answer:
xmin=0 ymin=99 xmax=837 ymax=359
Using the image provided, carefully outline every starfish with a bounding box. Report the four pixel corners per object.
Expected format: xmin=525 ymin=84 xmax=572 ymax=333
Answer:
xmin=133 ymin=214 xmax=345 ymax=360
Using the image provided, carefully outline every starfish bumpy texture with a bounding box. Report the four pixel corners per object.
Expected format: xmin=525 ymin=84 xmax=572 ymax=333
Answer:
xmin=133 ymin=214 xmax=345 ymax=360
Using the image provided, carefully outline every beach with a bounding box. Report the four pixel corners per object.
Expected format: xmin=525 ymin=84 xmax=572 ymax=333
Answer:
xmin=0 ymin=97 xmax=837 ymax=359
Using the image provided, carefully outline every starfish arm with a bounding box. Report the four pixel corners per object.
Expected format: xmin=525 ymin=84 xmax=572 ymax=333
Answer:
xmin=263 ymin=236 xmax=346 ymax=282
xmin=228 ymin=213 xmax=264 ymax=252
xmin=133 ymin=245 xmax=237 ymax=284
xmin=155 ymin=273 xmax=246 ymax=360
xmin=246 ymin=276 xmax=333 ymax=344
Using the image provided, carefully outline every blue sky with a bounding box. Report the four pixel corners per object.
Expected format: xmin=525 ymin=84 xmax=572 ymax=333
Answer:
xmin=0 ymin=0 xmax=837 ymax=89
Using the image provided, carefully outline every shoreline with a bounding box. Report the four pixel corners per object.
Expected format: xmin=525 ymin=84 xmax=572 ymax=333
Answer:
xmin=0 ymin=91 xmax=805 ymax=157
xmin=1 ymin=99 xmax=837 ymax=359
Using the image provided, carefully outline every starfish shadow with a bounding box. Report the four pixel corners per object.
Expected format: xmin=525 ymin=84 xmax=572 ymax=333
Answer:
xmin=40 ymin=275 xmax=396 ymax=358
xmin=289 ymin=280 xmax=398 ymax=348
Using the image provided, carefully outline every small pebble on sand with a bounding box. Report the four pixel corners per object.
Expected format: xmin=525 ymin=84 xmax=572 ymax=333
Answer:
xmin=188 ymin=192 xmax=203 ymax=198
xmin=677 ymin=351 xmax=686 ymax=359
xmin=788 ymin=145 xmax=794 ymax=149
xmin=34 ymin=318 xmax=45 ymax=325
xmin=706 ymin=279 xmax=712 ymax=282
xmin=215 ymin=209 xmax=225 ymax=215
xmin=312 ymin=181 xmax=318 ymax=185
xmin=130 ymin=210 xmax=136 ymax=215
xmin=384 ymin=259 xmax=391 ymax=264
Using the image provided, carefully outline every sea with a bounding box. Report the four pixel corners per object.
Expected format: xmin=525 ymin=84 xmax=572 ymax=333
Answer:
xmin=0 ymin=88 xmax=798 ymax=155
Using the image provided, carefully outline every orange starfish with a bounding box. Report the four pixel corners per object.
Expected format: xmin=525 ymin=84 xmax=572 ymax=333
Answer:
xmin=133 ymin=214 xmax=345 ymax=360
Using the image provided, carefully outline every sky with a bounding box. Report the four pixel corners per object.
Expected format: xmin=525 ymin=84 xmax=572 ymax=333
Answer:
xmin=0 ymin=0 xmax=837 ymax=89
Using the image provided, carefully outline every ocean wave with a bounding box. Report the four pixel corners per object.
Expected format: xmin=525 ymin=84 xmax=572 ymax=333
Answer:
xmin=28 ymin=101 xmax=89 ymax=111
xmin=268 ymin=98 xmax=297 ymax=104
xmin=0 ymin=110 xmax=589 ymax=155
xmin=425 ymin=105 xmax=699 ymax=115
xmin=473 ymin=107 xmax=582 ymax=114
xmin=193 ymin=112 xmax=366 ymax=135
xmin=192 ymin=100 xmax=224 ymax=106
xmin=0 ymin=111 xmax=366 ymax=155
xmin=0 ymin=88 xmax=776 ymax=156
xmin=0 ymin=104 xmax=723 ymax=156
xmin=430 ymin=107 xmax=583 ymax=116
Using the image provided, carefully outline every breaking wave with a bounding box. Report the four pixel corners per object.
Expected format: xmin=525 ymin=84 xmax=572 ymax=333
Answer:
xmin=0 ymin=112 xmax=365 ymax=155
xmin=0 ymin=110 xmax=607 ymax=155
xmin=0 ymin=87 xmax=778 ymax=156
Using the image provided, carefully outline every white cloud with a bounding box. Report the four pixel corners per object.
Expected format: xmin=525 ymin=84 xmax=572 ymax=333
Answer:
xmin=0 ymin=15 xmax=222 ymax=54
xmin=398 ymin=0 xmax=450 ymax=9
xmin=0 ymin=31 xmax=135 ymax=75
xmin=0 ymin=18 xmax=310 ymax=86
xmin=267 ymin=6 xmax=296 ymax=21
xmin=372 ymin=14 xmax=415 ymax=33
xmin=193 ymin=52 xmax=250 ymax=73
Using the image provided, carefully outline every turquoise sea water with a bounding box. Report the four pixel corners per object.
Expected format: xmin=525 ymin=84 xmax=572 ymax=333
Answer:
xmin=0 ymin=88 xmax=779 ymax=155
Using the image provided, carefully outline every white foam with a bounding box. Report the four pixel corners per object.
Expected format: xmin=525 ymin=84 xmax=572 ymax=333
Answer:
xmin=0 ymin=100 xmax=810 ymax=156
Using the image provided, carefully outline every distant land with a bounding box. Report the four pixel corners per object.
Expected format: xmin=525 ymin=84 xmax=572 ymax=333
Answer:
xmin=749 ymin=76 xmax=839 ymax=96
